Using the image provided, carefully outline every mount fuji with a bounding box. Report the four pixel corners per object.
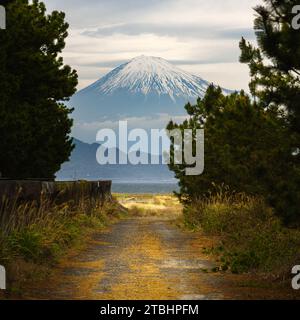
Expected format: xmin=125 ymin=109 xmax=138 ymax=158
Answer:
xmin=70 ymin=55 xmax=231 ymax=134
xmin=57 ymin=56 xmax=231 ymax=185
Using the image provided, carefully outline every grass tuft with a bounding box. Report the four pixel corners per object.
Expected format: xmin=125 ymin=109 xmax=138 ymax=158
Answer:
xmin=184 ymin=191 xmax=300 ymax=275
xmin=0 ymin=193 xmax=123 ymax=296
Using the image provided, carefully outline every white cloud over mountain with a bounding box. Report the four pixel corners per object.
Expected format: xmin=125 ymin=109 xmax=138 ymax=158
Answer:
xmin=43 ymin=0 xmax=259 ymax=91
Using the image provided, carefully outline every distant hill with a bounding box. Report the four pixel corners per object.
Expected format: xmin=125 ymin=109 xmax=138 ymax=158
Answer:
xmin=56 ymin=138 xmax=176 ymax=183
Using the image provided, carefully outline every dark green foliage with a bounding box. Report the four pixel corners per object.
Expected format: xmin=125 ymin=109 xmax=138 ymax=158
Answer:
xmin=167 ymin=0 xmax=300 ymax=224
xmin=240 ymin=0 xmax=300 ymax=137
xmin=168 ymin=87 xmax=299 ymax=223
xmin=0 ymin=0 xmax=78 ymax=179
xmin=238 ymin=0 xmax=300 ymax=223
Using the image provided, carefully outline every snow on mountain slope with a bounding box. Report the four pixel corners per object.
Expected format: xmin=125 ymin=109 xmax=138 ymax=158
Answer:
xmin=70 ymin=55 xmax=232 ymax=141
xmin=81 ymin=55 xmax=209 ymax=100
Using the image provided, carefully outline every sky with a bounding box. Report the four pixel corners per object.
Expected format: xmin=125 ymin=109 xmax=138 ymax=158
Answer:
xmin=43 ymin=0 xmax=260 ymax=92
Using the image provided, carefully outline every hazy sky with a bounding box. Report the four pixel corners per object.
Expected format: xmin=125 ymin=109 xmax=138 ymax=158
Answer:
xmin=43 ymin=0 xmax=260 ymax=91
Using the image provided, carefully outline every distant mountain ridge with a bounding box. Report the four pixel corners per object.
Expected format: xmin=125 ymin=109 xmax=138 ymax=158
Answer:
xmin=57 ymin=138 xmax=175 ymax=182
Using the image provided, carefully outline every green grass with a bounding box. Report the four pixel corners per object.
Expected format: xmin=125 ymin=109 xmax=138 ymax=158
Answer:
xmin=184 ymin=192 xmax=300 ymax=275
xmin=0 ymin=195 xmax=124 ymax=296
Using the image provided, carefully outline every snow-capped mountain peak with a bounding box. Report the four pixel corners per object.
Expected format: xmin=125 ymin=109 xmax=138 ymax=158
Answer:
xmin=71 ymin=55 xmax=232 ymax=136
xmin=81 ymin=55 xmax=210 ymax=101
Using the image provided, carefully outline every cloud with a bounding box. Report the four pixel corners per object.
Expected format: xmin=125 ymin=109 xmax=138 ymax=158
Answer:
xmin=45 ymin=0 xmax=175 ymax=28
xmin=43 ymin=0 xmax=260 ymax=91
xmin=72 ymin=114 xmax=189 ymax=143
xmin=82 ymin=23 xmax=255 ymax=40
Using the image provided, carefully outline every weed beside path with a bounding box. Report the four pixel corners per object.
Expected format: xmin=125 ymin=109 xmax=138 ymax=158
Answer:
xmin=7 ymin=194 xmax=298 ymax=300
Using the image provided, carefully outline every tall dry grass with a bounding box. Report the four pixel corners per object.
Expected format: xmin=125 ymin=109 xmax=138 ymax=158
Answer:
xmin=0 ymin=191 xmax=123 ymax=294
xmin=184 ymin=188 xmax=300 ymax=275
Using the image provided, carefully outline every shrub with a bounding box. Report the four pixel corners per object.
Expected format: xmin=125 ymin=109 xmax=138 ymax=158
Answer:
xmin=184 ymin=191 xmax=300 ymax=274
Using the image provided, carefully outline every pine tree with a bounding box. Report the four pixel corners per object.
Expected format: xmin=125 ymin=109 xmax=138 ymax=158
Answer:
xmin=167 ymin=86 xmax=298 ymax=223
xmin=167 ymin=0 xmax=300 ymax=224
xmin=240 ymin=0 xmax=300 ymax=136
xmin=239 ymin=0 xmax=300 ymax=223
xmin=0 ymin=0 xmax=78 ymax=179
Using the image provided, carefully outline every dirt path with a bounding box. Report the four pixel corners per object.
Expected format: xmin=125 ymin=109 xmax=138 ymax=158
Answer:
xmin=23 ymin=195 xmax=295 ymax=300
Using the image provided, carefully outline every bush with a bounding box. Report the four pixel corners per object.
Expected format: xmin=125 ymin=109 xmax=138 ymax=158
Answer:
xmin=184 ymin=191 xmax=300 ymax=274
